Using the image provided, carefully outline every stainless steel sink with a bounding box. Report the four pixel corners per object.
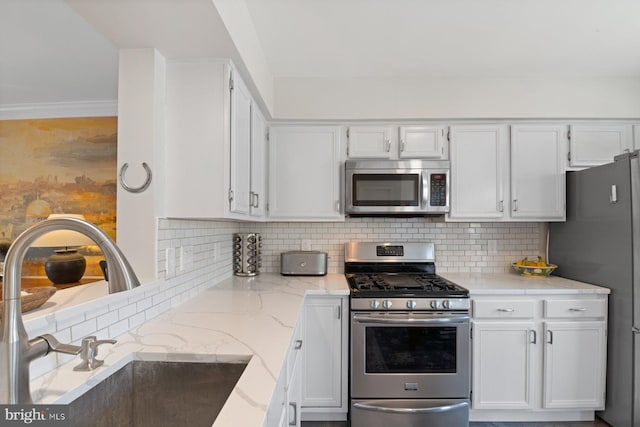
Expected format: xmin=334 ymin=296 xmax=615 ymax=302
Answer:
xmin=67 ymin=360 xmax=247 ymax=427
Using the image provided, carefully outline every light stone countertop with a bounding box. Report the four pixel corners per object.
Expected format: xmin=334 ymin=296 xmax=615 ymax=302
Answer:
xmin=30 ymin=273 xmax=349 ymax=427
xmin=441 ymin=272 xmax=611 ymax=295
xmin=27 ymin=270 xmax=607 ymax=427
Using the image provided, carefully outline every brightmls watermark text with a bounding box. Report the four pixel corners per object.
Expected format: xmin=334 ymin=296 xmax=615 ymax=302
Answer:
xmin=0 ymin=406 xmax=68 ymax=426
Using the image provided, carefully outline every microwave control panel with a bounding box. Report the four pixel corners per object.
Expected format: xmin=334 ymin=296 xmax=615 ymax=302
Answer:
xmin=429 ymin=174 xmax=447 ymax=206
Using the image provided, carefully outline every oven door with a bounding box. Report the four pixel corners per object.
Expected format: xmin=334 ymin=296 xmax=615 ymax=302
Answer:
xmin=351 ymin=398 xmax=469 ymax=427
xmin=351 ymin=311 xmax=470 ymax=399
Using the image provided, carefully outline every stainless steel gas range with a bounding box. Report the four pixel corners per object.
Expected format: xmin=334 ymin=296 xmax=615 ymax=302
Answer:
xmin=346 ymin=241 xmax=471 ymax=427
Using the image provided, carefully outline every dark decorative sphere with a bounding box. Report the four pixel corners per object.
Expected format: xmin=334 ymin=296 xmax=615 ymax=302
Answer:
xmin=45 ymin=250 xmax=86 ymax=284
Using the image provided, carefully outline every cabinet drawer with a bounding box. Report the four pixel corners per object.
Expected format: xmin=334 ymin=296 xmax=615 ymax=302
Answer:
xmin=473 ymin=300 xmax=536 ymax=319
xmin=544 ymin=299 xmax=607 ymax=319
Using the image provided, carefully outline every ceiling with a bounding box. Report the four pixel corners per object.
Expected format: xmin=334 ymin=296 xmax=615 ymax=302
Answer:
xmin=2 ymin=0 xmax=639 ymax=107
xmin=244 ymin=0 xmax=640 ymax=78
xmin=0 ymin=0 xmax=118 ymax=105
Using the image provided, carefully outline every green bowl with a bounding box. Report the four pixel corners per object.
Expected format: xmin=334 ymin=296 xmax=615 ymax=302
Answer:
xmin=511 ymin=263 xmax=557 ymax=277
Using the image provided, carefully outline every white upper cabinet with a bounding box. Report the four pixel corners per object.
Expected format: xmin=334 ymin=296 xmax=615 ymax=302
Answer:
xmin=250 ymin=106 xmax=268 ymax=218
xmin=164 ymin=59 xmax=266 ymax=220
xmin=229 ymin=73 xmax=253 ymax=216
xmin=398 ymin=125 xmax=447 ymax=159
xmin=449 ymin=125 xmax=509 ymax=220
xmin=568 ymin=124 xmax=633 ymax=168
xmin=346 ymin=126 xmax=394 ymax=158
xmin=268 ymin=126 xmax=344 ymax=221
xmin=346 ymin=125 xmax=447 ymax=160
xmin=510 ymin=125 xmax=566 ymax=221
xmin=448 ymin=124 xmax=565 ymax=222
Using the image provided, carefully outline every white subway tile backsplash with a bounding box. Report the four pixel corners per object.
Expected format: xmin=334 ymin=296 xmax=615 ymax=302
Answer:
xmin=70 ymin=318 xmax=97 ymax=342
xmin=241 ymin=218 xmax=543 ymax=274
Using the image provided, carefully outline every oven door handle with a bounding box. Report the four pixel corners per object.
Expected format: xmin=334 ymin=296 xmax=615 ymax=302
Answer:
xmin=353 ymin=400 xmax=469 ymax=414
xmin=352 ymin=313 xmax=469 ymax=324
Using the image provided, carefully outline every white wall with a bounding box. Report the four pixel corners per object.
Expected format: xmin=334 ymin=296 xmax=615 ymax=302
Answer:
xmin=274 ymin=76 xmax=640 ymax=120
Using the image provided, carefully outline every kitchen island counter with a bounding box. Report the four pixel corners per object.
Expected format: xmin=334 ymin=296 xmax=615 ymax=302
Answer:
xmin=30 ymin=273 xmax=349 ymax=427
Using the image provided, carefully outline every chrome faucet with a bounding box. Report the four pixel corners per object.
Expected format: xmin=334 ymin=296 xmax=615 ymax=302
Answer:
xmin=0 ymin=217 xmax=141 ymax=403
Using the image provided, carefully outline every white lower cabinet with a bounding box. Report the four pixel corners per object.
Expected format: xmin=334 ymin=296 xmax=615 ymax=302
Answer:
xmin=270 ymin=318 xmax=303 ymax=427
xmin=472 ymin=321 xmax=537 ymax=410
xmin=471 ymin=294 xmax=607 ymax=422
xmin=300 ymin=295 xmax=349 ymax=421
xmin=543 ymin=321 xmax=607 ymax=409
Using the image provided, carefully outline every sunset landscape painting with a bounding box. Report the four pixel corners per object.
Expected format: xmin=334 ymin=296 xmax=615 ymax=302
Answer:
xmin=0 ymin=117 xmax=118 ymax=278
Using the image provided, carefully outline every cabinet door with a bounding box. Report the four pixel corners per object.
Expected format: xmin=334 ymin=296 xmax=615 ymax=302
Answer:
xmin=301 ymin=296 xmax=344 ymax=409
xmin=229 ymin=71 xmax=252 ymax=215
xmin=472 ymin=321 xmax=537 ymax=410
xmin=510 ymin=125 xmax=566 ymax=220
xmin=448 ymin=125 xmax=509 ymax=220
xmin=543 ymin=321 xmax=607 ymax=409
xmin=287 ymin=354 xmax=303 ymax=427
xmin=347 ymin=126 xmax=393 ymax=158
xmin=569 ymin=124 xmax=632 ymax=167
xmin=398 ymin=125 xmax=446 ymax=159
xmin=250 ymin=106 xmax=267 ymax=218
xmin=268 ymin=126 xmax=344 ymax=221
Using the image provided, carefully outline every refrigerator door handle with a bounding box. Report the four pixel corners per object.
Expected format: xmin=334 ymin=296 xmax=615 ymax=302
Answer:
xmin=610 ymin=185 xmax=618 ymax=203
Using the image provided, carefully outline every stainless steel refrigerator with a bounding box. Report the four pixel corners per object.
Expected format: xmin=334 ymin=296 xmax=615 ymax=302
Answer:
xmin=549 ymin=150 xmax=640 ymax=427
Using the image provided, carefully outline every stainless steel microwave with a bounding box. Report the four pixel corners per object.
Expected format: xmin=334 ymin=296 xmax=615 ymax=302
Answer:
xmin=345 ymin=160 xmax=450 ymax=215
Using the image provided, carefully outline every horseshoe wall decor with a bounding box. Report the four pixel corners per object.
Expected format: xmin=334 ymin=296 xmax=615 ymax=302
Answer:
xmin=119 ymin=162 xmax=152 ymax=193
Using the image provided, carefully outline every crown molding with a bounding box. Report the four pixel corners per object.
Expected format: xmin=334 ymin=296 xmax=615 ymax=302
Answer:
xmin=0 ymin=100 xmax=117 ymax=119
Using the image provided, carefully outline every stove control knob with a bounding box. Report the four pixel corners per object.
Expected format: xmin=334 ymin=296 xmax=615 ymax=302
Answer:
xmin=382 ymin=300 xmax=393 ymax=310
xmin=430 ymin=300 xmax=440 ymax=309
xmin=406 ymin=300 xmax=417 ymax=310
xmin=442 ymin=300 xmax=451 ymax=309
xmin=370 ymin=300 xmax=381 ymax=310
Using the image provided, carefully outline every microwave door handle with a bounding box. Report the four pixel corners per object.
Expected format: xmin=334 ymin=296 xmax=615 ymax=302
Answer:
xmin=422 ymin=172 xmax=428 ymax=209
xmin=353 ymin=401 xmax=469 ymax=414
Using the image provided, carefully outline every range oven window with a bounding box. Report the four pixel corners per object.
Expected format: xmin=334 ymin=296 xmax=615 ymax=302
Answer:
xmin=352 ymin=174 xmax=419 ymax=206
xmin=365 ymin=326 xmax=457 ymax=373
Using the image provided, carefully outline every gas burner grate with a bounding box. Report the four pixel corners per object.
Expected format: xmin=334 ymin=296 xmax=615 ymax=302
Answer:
xmin=347 ymin=273 xmax=468 ymax=297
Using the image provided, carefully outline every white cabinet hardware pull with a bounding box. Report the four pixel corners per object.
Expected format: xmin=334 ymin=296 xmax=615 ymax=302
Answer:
xmin=119 ymin=162 xmax=152 ymax=193
xmin=289 ymin=402 xmax=297 ymax=426
xmin=529 ymin=330 xmax=537 ymax=344
xmin=497 ymin=308 xmax=514 ymax=312
xmin=499 ymin=200 xmax=504 ymax=212
xmin=400 ymin=139 xmax=406 ymax=152
xmin=569 ymin=307 xmax=587 ymax=312
xmin=385 ymin=139 xmax=391 ymax=152
xmin=547 ymin=330 xmax=554 ymax=344
xmin=513 ymin=199 xmax=518 ymax=211
xmin=250 ymin=192 xmax=260 ymax=208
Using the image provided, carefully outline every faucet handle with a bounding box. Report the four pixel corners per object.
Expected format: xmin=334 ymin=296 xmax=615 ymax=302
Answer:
xmin=73 ymin=336 xmax=117 ymax=371
xmin=40 ymin=334 xmax=82 ymax=355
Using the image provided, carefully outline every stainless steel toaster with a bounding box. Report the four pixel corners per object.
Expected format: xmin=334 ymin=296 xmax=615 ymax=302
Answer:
xmin=280 ymin=251 xmax=328 ymax=276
